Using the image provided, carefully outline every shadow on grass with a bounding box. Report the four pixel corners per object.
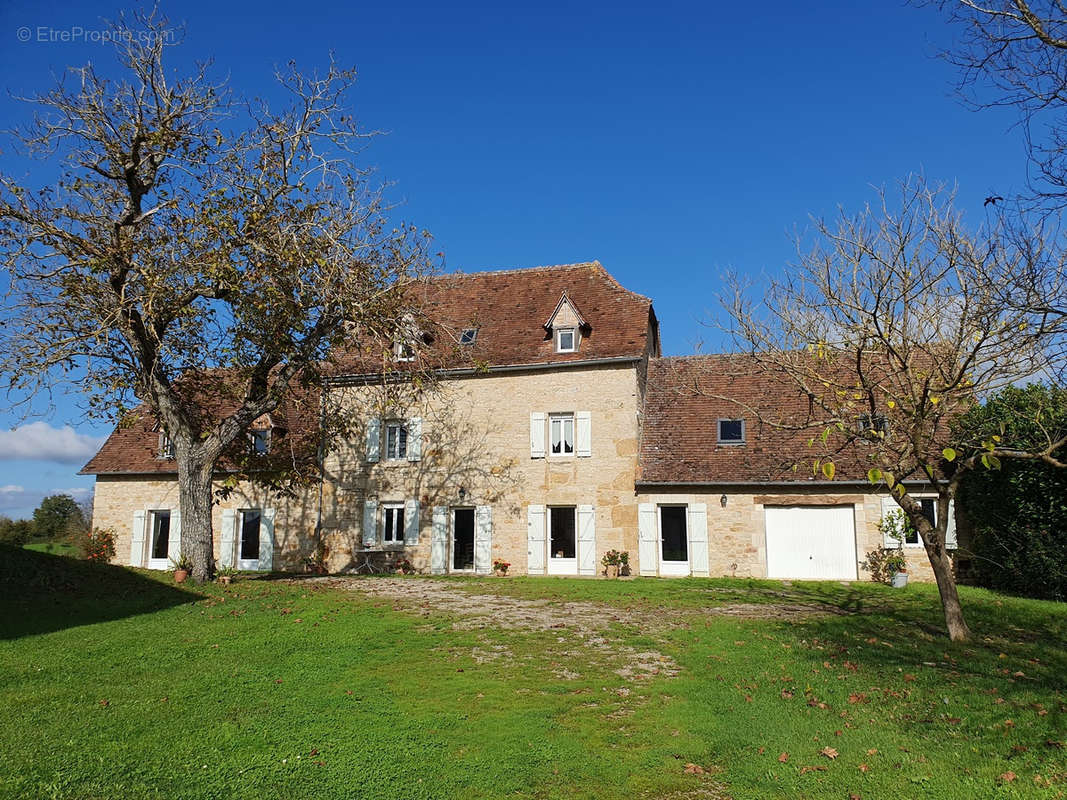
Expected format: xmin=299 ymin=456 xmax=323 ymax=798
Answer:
xmin=0 ymin=544 xmax=203 ymax=640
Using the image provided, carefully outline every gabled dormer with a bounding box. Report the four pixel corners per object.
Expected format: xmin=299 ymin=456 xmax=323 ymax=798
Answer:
xmin=545 ymin=290 xmax=589 ymax=354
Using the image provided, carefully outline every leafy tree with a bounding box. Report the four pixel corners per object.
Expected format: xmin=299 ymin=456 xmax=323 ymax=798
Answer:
xmin=0 ymin=517 xmax=34 ymax=547
xmin=953 ymin=385 xmax=1067 ymax=599
xmin=32 ymin=494 xmax=85 ymax=541
xmin=0 ymin=13 xmax=435 ymax=582
xmin=724 ymin=177 xmax=1067 ymax=640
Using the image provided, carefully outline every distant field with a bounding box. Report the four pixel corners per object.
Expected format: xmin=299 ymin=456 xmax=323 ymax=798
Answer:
xmin=1 ymin=546 xmax=1065 ymax=799
xmin=22 ymin=541 xmax=79 ymax=557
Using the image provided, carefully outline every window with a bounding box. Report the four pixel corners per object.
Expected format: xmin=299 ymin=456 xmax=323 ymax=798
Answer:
xmin=394 ymin=341 xmax=415 ymax=361
xmin=382 ymin=503 xmax=405 ymax=545
xmin=549 ymin=506 xmax=576 ymax=559
xmin=717 ymin=418 xmax=745 ymax=444
xmin=460 ymin=328 xmax=478 ymax=345
xmin=239 ymin=509 xmax=261 ymax=562
xmin=857 ymin=414 xmax=888 ymax=439
xmin=159 ymin=432 xmax=174 ymax=459
xmin=549 ymin=414 xmax=574 ymax=455
xmin=556 ymin=327 xmax=576 ymax=353
xmin=249 ymin=429 xmax=271 ymax=455
xmin=149 ymin=510 xmax=171 ymax=562
xmin=385 ymin=421 xmax=408 ymax=460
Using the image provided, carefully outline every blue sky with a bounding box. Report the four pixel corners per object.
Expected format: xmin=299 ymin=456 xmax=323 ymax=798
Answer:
xmin=0 ymin=1 xmax=1028 ymax=517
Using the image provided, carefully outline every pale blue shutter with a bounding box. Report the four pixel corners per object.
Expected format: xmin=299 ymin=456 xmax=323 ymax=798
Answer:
xmin=130 ymin=510 xmax=146 ymax=566
xmin=259 ymin=508 xmax=275 ymax=570
xmin=577 ymin=504 xmax=596 ymax=575
xmin=404 ymin=499 xmax=419 ymax=545
xmin=880 ymin=497 xmax=899 ymax=547
xmin=688 ymin=503 xmax=709 ymax=577
xmin=527 ymin=505 xmax=546 ymax=574
xmin=168 ymin=510 xmax=182 ymax=564
xmin=530 ymin=413 xmax=545 ymax=458
xmin=945 ymin=499 xmax=958 ymax=549
xmin=431 ymin=506 xmax=448 ymax=574
xmin=220 ymin=509 xmax=236 ymax=568
xmin=366 ymin=419 xmax=380 ymax=463
xmin=576 ymin=411 xmax=592 ymax=457
xmin=362 ymin=500 xmax=378 ymax=548
xmin=475 ymin=506 xmax=492 ymax=574
xmin=407 ymin=417 xmax=422 ymax=461
xmin=638 ymin=503 xmax=657 ymax=576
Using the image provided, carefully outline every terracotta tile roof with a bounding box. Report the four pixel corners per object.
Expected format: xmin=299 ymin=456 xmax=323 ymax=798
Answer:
xmin=335 ymin=261 xmax=657 ymax=374
xmin=639 ymin=355 xmax=883 ymax=485
xmin=80 ymin=379 xmax=319 ymax=476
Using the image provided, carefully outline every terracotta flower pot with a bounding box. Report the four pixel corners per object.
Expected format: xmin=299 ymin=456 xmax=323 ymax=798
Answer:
xmin=605 ymin=564 xmax=620 ymax=579
xmin=174 ymin=569 xmax=189 ymax=584
xmin=218 ymin=575 xmax=232 ymax=585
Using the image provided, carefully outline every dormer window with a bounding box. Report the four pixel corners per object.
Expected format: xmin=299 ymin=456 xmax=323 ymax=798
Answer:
xmin=460 ymin=328 xmax=478 ymax=345
xmin=394 ymin=340 xmax=415 ymax=362
xmin=556 ymin=327 xmax=577 ymax=353
xmin=717 ymin=418 xmax=745 ymax=445
xmin=249 ymin=429 xmax=271 ymax=455
xmin=158 ymin=431 xmax=175 ymax=459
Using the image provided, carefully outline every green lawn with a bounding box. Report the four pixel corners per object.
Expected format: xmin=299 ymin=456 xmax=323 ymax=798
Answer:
xmin=1 ymin=547 xmax=1065 ymax=799
xmin=23 ymin=541 xmax=80 ymax=558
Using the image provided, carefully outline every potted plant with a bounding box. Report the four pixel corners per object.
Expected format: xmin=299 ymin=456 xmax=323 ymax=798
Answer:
xmin=394 ymin=556 xmax=415 ymax=575
xmin=492 ymin=559 xmax=510 ymax=576
xmin=170 ymin=553 xmax=192 ymax=584
xmin=873 ymin=509 xmax=912 ymax=588
xmin=301 ymin=540 xmax=329 ymax=575
xmin=887 ymin=551 xmax=909 ymax=588
xmin=618 ymin=550 xmax=631 ymax=577
xmin=216 ymin=566 xmax=238 ymax=585
xmin=602 ymin=549 xmax=623 ymax=578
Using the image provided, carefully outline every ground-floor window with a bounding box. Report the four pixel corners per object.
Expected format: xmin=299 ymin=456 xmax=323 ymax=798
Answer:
xmin=382 ymin=503 xmax=405 ymax=545
xmin=550 ymin=506 xmax=576 ymax=559
xmin=660 ymin=505 xmax=688 ymax=563
xmin=148 ymin=510 xmax=171 ymax=568
xmin=452 ymin=508 xmax=475 ymax=571
xmin=239 ymin=509 xmax=261 ymax=567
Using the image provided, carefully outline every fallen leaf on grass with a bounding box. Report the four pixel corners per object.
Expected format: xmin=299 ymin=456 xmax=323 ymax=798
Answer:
xmin=998 ymin=771 xmax=1017 ymax=783
xmin=684 ymin=763 xmax=705 ymax=775
xmin=848 ymin=693 xmax=869 ymax=704
xmin=866 ymin=748 xmax=878 ymax=755
xmin=820 ymin=747 xmax=839 ymax=759
xmin=781 ymin=690 xmax=795 ymax=699
xmin=799 ymin=765 xmax=828 ymax=775
xmin=859 ymin=763 xmax=869 ymax=773
xmin=98 ymin=699 xmax=109 ymax=707
xmin=778 ymin=752 xmax=789 ymax=762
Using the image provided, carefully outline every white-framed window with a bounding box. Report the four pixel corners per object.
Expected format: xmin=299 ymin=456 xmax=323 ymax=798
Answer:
xmin=148 ymin=510 xmax=171 ymax=566
xmin=249 ymin=429 xmax=271 ymax=455
xmin=857 ymin=414 xmax=888 ymax=439
xmin=460 ymin=328 xmax=478 ymax=345
xmin=238 ymin=509 xmax=262 ymax=567
xmin=382 ymin=503 xmax=405 ymax=545
xmin=394 ymin=340 xmax=416 ymax=361
xmin=549 ymin=413 xmax=574 ymax=456
xmin=549 ymin=506 xmax=576 ymax=560
xmin=159 ymin=431 xmax=175 ymax=459
xmin=881 ymin=497 xmax=936 ymax=548
xmin=717 ymin=418 xmax=745 ymax=445
xmin=555 ymin=327 xmax=576 ymax=353
xmin=385 ymin=421 xmax=409 ymax=460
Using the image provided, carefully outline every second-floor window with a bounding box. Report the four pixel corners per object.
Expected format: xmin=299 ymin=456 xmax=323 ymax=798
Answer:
xmin=249 ymin=429 xmax=271 ymax=455
xmin=556 ymin=327 xmax=576 ymax=353
xmin=385 ymin=421 xmax=409 ymax=460
xmin=550 ymin=414 xmax=574 ymax=455
xmin=159 ymin=431 xmax=175 ymax=459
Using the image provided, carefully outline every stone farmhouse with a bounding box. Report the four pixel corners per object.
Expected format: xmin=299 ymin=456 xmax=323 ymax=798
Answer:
xmin=82 ymin=262 xmax=956 ymax=581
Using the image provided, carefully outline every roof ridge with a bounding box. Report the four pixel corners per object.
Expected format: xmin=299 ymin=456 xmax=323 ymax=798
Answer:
xmin=437 ymin=261 xmax=602 ymax=280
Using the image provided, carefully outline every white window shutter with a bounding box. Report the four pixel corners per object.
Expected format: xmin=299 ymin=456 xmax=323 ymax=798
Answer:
xmin=431 ymin=506 xmax=448 ymax=574
xmin=880 ymin=497 xmax=899 ymax=547
xmin=362 ymin=500 xmax=378 ymax=548
xmin=407 ymin=417 xmax=422 ymax=462
xmin=475 ymin=505 xmax=493 ymax=574
xmin=530 ymin=412 xmax=546 ymax=459
xmin=366 ymin=418 xmax=381 ymax=463
xmin=130 ymin=510 xmax=146 ymax=567
xmin=576 ymin=411 xmax=592 ymax=457
xmin=404 ymin=498 xmax=420 ymax=545
xmin=168 ymin=510 xmax=182 ymax=565
xmin=945 ymin=499 xmax=958 ymax=550
xmin=259 ymin=508 xmax=276 ymax=570
xmin=527 ymin=505 xmax=546 ymax=574
xmin=638 ymin=503 xmax=658 ymax=576
xmin=577 ymin=504 xmax=596 ymax=575
xmin=688 ymin=503 xmax=709 ymax=577
xmin=219 ymin=509 xmax=236 ymax=568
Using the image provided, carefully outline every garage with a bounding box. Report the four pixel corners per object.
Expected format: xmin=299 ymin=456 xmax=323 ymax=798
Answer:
xmin=764 ymin=505 xmax=858 ymax=580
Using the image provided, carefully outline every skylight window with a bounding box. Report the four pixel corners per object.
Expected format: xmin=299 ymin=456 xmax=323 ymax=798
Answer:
xmin=460 ymin=328 xmax=478 ymax=345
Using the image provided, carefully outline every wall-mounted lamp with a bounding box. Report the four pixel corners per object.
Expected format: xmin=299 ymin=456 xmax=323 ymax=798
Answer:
xmin=459 ymin=487 xmax=467 ymax=501
xmin=720 ymin=494 xmax=728 ymax=508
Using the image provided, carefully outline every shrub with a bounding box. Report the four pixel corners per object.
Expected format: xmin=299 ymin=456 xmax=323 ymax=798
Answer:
xmin=0 ymin=517 xmax=34 ymax=546
xmin=861 ymin=547 xmax=908 ymax=584
xmin=77 ymin=527 xmax=116 ymax=563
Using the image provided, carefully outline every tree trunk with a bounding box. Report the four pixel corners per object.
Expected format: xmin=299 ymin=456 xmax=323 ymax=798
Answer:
xmin=177 ymin=457 xmax=216 ymax=583
xmin=925 ymin=539 xmax=970 ymax=641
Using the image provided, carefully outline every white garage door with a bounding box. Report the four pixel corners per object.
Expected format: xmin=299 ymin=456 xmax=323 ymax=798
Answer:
xmin=765 ymin=505 xmax=858 ymax=580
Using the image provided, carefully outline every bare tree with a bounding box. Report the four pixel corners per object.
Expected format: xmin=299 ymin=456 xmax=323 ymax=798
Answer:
xmin=724 ymin=177 xmax=1067 ymax=640
xmin=0 ymin=12 xmax=436 ymax=582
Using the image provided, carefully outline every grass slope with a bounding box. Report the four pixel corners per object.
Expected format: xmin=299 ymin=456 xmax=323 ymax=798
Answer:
xmin=1 ymin=547 xmax=1065 ymax=799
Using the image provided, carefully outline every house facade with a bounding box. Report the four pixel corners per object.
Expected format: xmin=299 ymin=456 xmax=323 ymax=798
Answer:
xmin=83 ymin=262 xmax=955 ymax=581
